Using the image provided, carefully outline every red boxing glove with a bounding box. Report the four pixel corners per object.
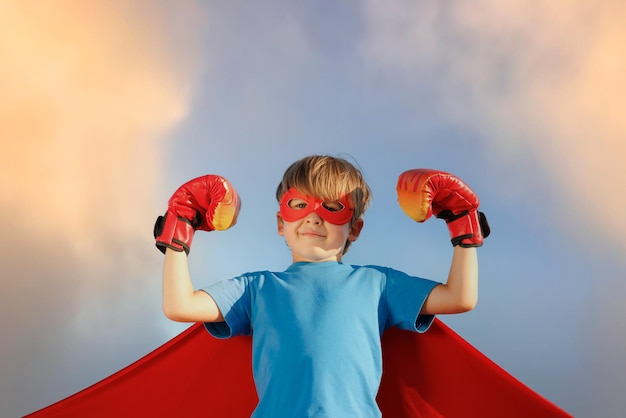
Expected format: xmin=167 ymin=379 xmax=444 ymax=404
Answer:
xmin=396 ymin=169 xmax=490 ymax=247
xmin=154 ymin=174 xmax=241 ymax=254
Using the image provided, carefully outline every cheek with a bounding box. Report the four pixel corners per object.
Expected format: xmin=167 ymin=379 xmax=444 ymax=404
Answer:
xmin=328 ymin=224 xmax=350 ymax=241
xmin=278 ymin=219 xmax=297 ymax=237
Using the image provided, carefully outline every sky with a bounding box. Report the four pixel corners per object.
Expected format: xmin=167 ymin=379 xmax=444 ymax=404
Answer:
xmin=2 ymin=1 xmax=625 ymax=416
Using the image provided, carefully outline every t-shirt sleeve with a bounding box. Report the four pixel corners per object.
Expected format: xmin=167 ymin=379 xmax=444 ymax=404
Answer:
xmin=201 ymin=275 xmax=252 ymax=339
xmin=384 ymin=267 xmax=440 ymax=333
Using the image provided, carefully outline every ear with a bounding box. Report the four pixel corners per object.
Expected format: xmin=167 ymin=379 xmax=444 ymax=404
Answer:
xmin=348 ymin=218 xmax=364 ymax=242
xmin=276 ymin=212 xmax=285 ymax=236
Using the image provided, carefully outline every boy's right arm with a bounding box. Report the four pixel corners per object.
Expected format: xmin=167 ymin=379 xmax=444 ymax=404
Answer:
xmin=155 ymin=174 xmax=241 ymax=323
xmin=162 ymin=249 xmax=223 ymax=323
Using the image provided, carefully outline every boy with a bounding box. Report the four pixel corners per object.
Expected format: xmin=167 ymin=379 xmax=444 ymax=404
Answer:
xmin=154 ymin=155 xmax=489 ymax=417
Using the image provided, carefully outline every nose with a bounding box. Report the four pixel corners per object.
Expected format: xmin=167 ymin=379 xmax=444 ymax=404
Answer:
xmin=304 ymin=210 xmax=323 ymax=224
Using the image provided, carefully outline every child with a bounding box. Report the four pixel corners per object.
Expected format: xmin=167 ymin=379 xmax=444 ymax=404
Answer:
xmin=154 ymin=155 xmax=489 ymax=417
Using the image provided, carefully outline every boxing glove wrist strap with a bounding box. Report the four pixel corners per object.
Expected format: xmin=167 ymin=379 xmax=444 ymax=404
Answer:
xmin=441 ymin=210 xmax=489 ymax=248
xmin=154 ymin=211 xmax=196 ymax=254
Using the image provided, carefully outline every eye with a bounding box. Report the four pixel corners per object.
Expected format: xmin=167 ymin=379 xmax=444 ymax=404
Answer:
xmin=322 ymin=201 xmax=345 ymax=212
xmin=287 ymin=198 xmax=308 ymax=210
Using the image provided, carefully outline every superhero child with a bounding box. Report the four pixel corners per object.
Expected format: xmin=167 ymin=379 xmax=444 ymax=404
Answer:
xmin=154 ymin=155 xmax=489 ymax=417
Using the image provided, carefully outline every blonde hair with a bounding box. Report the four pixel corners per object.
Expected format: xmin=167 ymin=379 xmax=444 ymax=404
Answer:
xmin=276 ymin=155 xmax=372 ymax=225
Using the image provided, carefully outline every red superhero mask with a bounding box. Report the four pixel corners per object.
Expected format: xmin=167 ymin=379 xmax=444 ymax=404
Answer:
xmin=279 ymin=188 xmax=355 ymax=225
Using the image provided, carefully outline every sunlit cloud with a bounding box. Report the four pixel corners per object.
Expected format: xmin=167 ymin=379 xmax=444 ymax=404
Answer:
xmin=360 ymin=0 xmax=626 ymax=253
xmin=0 ymin=2 xmax=204 ymax=416
xmin=360 ymin=2 xmax=626 ymax=415
xmin=0 ymin=1 xmax=200 ymax=259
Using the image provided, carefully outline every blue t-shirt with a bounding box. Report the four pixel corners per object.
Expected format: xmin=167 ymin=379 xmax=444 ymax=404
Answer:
xmin=202 ymin=261 xmax=439 ymax=418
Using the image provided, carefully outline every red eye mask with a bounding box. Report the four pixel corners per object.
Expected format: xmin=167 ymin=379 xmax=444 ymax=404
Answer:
xmin=279 ymin=188 xmax=354 ymax=225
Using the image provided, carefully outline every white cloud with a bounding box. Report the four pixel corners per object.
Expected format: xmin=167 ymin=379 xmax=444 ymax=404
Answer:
xmin=359 ymin=2 xmax=626 ymax=415
xmin=359 ymin=0 xmax=626 ymax=253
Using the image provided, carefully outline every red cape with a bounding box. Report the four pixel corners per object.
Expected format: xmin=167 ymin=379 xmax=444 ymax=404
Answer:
xmin=26 ymin=319 xmax=571 ymax=417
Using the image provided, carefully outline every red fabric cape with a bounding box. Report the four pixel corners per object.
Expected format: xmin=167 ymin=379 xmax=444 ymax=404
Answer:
xmin=26 ymin=319 xmax=571 ymax=417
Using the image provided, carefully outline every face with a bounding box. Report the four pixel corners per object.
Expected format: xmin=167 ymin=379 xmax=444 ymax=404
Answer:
xmin=277 ymin=189 xmax=363 ymax=262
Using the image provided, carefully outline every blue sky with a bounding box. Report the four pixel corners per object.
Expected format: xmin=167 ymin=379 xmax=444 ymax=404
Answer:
xmin=2 ymin=1 xmax=625 ymax=417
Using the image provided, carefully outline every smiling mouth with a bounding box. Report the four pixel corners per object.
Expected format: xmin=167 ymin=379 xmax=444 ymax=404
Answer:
xmin=300 ymin=231 xmax=325 ymax=238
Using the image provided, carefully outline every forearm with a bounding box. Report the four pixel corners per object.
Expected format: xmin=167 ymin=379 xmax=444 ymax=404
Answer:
xmin=162 ymin=249 xmax=222 ymax=322
xmin=421 ymin=246 xmax=478 ymax=315
xmin=445 ymin=246 xmax=478 ymax=311
xmin=162 ymin=249 xmax=194 ymax=318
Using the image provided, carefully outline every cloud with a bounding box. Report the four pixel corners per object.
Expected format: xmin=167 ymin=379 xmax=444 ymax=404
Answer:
xmin=0 ymin=1 xmax=199 ymax=251
xmin=359 ymin=1 xmax=626 ymax=415
xmin=0 ymin=2 xmax=204 ymax=416
xmin=359 ymin=0 xmax=626 ymax=254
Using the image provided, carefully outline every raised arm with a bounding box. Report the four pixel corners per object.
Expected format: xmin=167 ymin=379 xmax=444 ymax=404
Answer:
xmin=421 ymin=246 xmax=478 ymax=314
xmin=162 ymin=249 xmax=223 ymax=322
xmin=154 ymin=174 xmax=241 ymax=322
xmin=396 ymin=168 xmax=489 ymax=315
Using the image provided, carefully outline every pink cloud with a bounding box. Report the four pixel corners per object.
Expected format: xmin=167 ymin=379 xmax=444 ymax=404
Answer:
xmin=0 ymin=1 xmax=202 ymax=256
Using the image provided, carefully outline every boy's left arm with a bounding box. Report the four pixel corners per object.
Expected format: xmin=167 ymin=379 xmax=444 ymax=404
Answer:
xmin=396 ymin=168 xmax=489 ymax=315
xmin=421 ymin=246 xmax=478 ymax=314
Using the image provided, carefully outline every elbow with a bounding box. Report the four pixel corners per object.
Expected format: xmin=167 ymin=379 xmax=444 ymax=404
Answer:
xmin=446 ymin=289 xmax=478 ymax=313
xmin=457 ymin=295 xmax=478 ymax=313
xmin=162 ymin=303 xmax=185 ymax=322
xmin=162 ymin=305 xmax=176 ymax=321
